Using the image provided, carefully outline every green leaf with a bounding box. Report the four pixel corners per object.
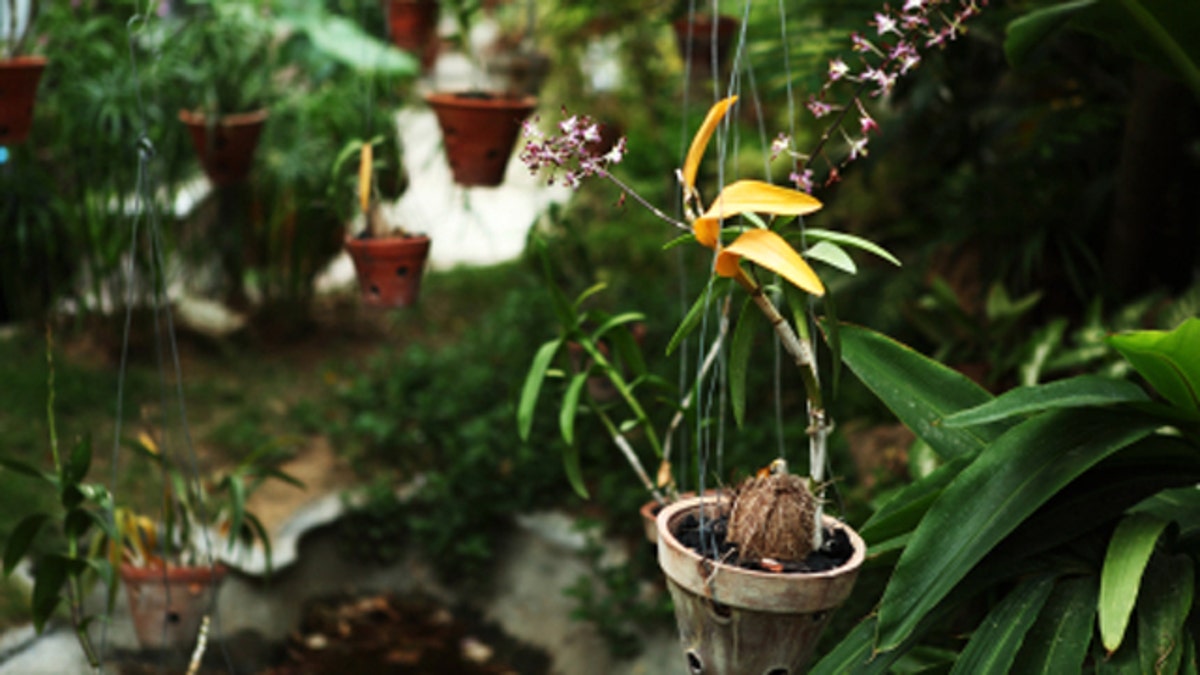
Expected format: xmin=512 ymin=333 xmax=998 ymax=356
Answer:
xmin=63 ymin=507 xmax=94 ymax=539
xmin=943 ymin=375 xmax=1150 ymax=427
xmin=835 ymin=323 xmax=1009 ymax=460
xmin=4 ymin=513 xmax=49 ymax=575
xmin=1108 ymin=317 xmax=1200 ymax=416
xmin=1005 ymin=0 xmax=1097 ymax=67
xmin=31 ymin=556 xmax=68 ymax=633
xmin=1137 ymin=552 xmax=1193 ymax=675
xmin=561 ymin=440 xmax=589 ymax=500
xmin=809 ymin=617 xmax=909 ymax=675
xmin=63 ymin=434 xmax=92 ymax=487
xmin=729 ymin=296 xmax=758 ymax=428
xmin=1099 ymin=513 xmax=1170 ymax=652
xmin=226 ymin=474 xmax=247 ymax=552
xmin=819 ymin=289 xmax=843 ymax=400
xmin=294 ymin=15 xmax=418 ymax=75
xmin=860 ymin=456 xmax=970 ymax=546
xmin=1010 ymin=575 xmax=1099 ymax=675
xmin=805 ymin=240 xmax=857 ymax=274
xmin=559 ymin=372 xmax=589 ymax=447
xmin=667 ymin=278 xmax=731 ymax=356
xmin=804 ymin=228 xmax=901 ymax=266
xmin=517 ymin=338 xmax=562 ymax=441
xmin=949 ymin=575 xmax=1057 ymax=675
xmin=605 ymin=320 xmax=647 ymax=379
xmin=0 ymin=457 xmax=55 ymax=483
xmin=243 ymin=512 xmax=274 ymax=576
xmin=875 ymin=408 xmax=1159 ymax=652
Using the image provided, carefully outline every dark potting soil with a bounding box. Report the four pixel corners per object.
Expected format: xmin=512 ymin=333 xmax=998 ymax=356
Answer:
xmin=673 ymin=512 xmax=854 ymax=574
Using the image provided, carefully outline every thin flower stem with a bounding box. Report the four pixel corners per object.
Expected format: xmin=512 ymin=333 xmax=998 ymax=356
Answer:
xmin=599 ymin=169 xmax=690 ymax=232
xmin=803 ymin=78 xmax=873 ymax=173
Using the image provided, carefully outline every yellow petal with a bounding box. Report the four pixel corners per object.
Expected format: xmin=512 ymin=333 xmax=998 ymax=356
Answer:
xmin=682 ymin=96 xmax=738 ymax=194
xmin=358 ymin=142 xmax=372 ymax=214
xmin=701 ymin=179 xmax=824 ymax=221
xmin=694 ymin=216 xmax=721 ymax=248
xmin=718 ymin=229 xmax=826 ymax=296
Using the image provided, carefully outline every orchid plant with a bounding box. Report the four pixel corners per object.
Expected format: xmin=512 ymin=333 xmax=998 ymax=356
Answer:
xmin=519 ymin=0 xmax=985 ymax=548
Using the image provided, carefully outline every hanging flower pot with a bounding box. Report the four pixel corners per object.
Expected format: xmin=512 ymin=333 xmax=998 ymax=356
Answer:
xmin=179 ymin=108 xmax=269 ymax=187
xmin=656 ymin=495 xmax=864 ymax=674
xmin=671 ymin=14 xmax=738 ymax=76
xmin=386 ymin=0 xmax=440 ymax=72
xmin=120 ymin=563 xmax=227 ymax=651
xmin=424 ymin=91 xmax=537 ymax=187
xmin=344 ymin=233 xmax=432 ymax=308
xmin=0 ymin=56 xmax=47 ymax=145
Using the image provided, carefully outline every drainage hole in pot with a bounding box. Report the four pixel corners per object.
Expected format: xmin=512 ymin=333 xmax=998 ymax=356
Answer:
xmin=811 ymin=610 xmax=827 ymax=623
xmin=166 ymin=611 xmax=181 ymax=625
xmin=686 ymin=650 xmax=703 ymax=674
xmin=0 ymin=125 xmax=9 ymax=136
xmin=369 ymin=284 xmax=381 ymax=297
xmin=485 ymin=148 xmax=500 ymax=159
xmin=395 ymin=265 xmax=409 ymax=277
xmin=213 ymin=135 xmax=229 ymax=150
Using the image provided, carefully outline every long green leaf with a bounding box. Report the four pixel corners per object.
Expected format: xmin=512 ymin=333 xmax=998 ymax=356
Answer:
xmin=1011 ymin=575 xmax=1099 ymax=675
xmin=944 ymin=375 xmax=1150 ymax=427
xmin=3 ymin=513 xmax=49 ymax=575
xmin=1137 ymin=552 xmax=1193 ymax=675
xmin=729 ymin=296 xmax=757 ymax=428
xmin=31 ymin=556 xmax=68 ymax=633
xmin=876 ymin=408 xmax=1159 ymax=652
xmin=804 ymin=228 xmax=901 ymax=266
xmin=805 ymin=240 xmax=857 ymax=274
xmin=666 ymin=278 xmax=731 ymax=356
xmin=517 ymin=338 xmax=562 ymax=441
xmin=1005 ymin=0 xmax=1097 ymax=67
xmin=1108 ymin=317 xmax=1200 ymax=416
xmin=860 ymin=456 xmax=970 ymax=545
xmin=950 ymin=575 xmax=1057 ymax=675
xmin=1099 ymin=513 xmax=1169 ymax=652
xmin=835 ymin=323 xmax=1009 ymax=460
xmin=63 ymin=434 xmax=92 ymax=487
xmin=559 ymin=372 xmax=588 ymax=447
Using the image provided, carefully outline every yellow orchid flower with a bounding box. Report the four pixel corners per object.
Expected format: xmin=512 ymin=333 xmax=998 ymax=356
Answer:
xmin=682 ymin=97 xmax=827 ymax=297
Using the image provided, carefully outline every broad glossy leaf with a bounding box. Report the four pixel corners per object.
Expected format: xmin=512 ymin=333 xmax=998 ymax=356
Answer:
xmin=729 ymin=297 xmax=758 ymax=428
xmin=1010 ymin=575 xmax=1099 ymax=675
xmin=1099 ymin=513 xmax=1169 ymax=652
xmin=719 ymin=228 xmax=825 ymax=296
xmin=682 ymin=96 xmax=737 ymax=194
xmin=860 ymin=456 xmax=970 ymax=545
xmin=943 ymin=375 xmax=1150 ymax=427
xmin=809 ymin=617 xmax=908 ymax=675
xmin=949 ymin=575 xmax=1056 ymax=675
xmin=804 ymin=228 xmax=901 ymax=266
xmin=296 ymin=15 xmax=418 ymax=75
xmin=1108 ymin=317 xmax=1200 ymax=416
xmin=1137 ymin=552 xmax=1193 ymax=674
xmin=834 ymin=323 xmax=1009 ymax=460
xmin=876 ymin=408 xmax=1159 ymax=652
xmin=4 ymin=513 xmax=49 ymax=575
xmin=517 ymin=338 xmax=562 ymax=441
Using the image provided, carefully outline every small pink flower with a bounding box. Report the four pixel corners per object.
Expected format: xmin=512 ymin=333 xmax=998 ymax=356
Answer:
xmin=806 ymin=97 xmax=834 ymax=119
xmin=789 ymin=169 xmax=815 ymax=193
xmin=828 ymin=58 xmax=850 ymax=82
xmin=872 ymin=11 xmax=900 ymax=36
xmin=770 ymin=133 xmax=792 ymax=160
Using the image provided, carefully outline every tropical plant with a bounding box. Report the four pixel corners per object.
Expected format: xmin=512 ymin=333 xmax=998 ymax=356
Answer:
xmin=170 ymin=0 xmax=278 ymax=117
xmin=810 ymin=316 xmax=1200 ymax=673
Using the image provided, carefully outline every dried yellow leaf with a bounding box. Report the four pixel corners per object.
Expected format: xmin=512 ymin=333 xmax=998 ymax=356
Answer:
xmin=719 ymin=229 xmax=826 ymax=296
xmin=700 ymin=180 xmax=823 ymax=222
xmin=681 ymin=96 xmax=737 ymax=196
xmin=358 ymin=142 xmax=373 ymax=214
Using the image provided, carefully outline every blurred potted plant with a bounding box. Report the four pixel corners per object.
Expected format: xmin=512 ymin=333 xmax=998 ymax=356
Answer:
xmin=172 ymin=0 xmax=277 ymax=186
xmin=385 ymin=0 xmax=440 ymax=72
xmin=1 ymin=0 xmax=46 ymax=144
xmin=104 ymin=432 xmax=303 ymax=651
xmin=340 ymin=135 xmax=432 ymax=308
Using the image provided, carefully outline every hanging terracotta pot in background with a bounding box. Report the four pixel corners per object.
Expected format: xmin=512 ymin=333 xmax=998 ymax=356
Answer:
xmin=385 ymin=0 xmax=440 ymax=72
xmin=671 ymin=15 xmax=738 ymax=76
xmin=120 ymin=563 xmax=227 ymax=651
xmin=179 ymin=109 xmax=269 ymax=187
xmin=656 ymin=495 xmax=864 ymax=674
xmin=424 ymin=92 xmax=536 ymax=188
xmin=344 ymin=234 xmax=432 ymax=308
xmin=0 ymin=56 xmax=48 ymax=145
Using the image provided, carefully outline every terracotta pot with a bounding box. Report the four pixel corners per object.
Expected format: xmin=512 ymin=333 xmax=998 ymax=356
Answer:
xmin=656 ymin=495 xmax=864 ymax=674
xmin=344 ymin=234 xmax=432 ymax=308
xmin=120 ymin=563 xmax=227 ymax=650
xmin=0 ymin=56 xmax=47 ymax=145
xmin=386 ymin=0 xmax=440 ymax=72
xmin=179 ymin=108 xmax=269 ymax=187
xmin=671 ymin=15 xmax=738 ymax=75
xmin=424 ymin=92 xmax=537 ymax=187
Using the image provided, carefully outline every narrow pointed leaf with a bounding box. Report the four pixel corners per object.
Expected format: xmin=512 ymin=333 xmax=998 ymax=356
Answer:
xmin=1099 ymin=513 xmax=1169 ymax=652
xmin=518 ymin=338 xmax=563 ymax=441
xmin=729 ymin=296 xmax=758 ymax=428
xmin=950 ymin=575 xmax=1056 ymax=675
xmin=944 ymin=375 xmax=1150 ymax=427
xmin=875 ymin=408 xmax=1159 ymax=652
xmin=227 ymin=474 xmax=247 ymax=552
xmin=720 ymin=228 xmax=825 ymax=296
xmin=805 ymin=240 xmax=856 ymax=274
xmin=667 ymin=278 xmax=731 ymax=355
xmin=1010 ymin=575 xmax=1099 ymax=675
xmin=559 ymin=372 xmax=589 ymax=447
xmin=63 ymin=435 xmax=92 ymax=486
xmin=31 ymin=556 xmax=68 ymax=633
xmin=804 ymin=228 xmax=901 ymax=266
xmin=0 ymin=457 xmax=54 ymax=482
xmin=701 ymin=180 xmax=824 ymax=222
xmin=682 ymin=96 xmax=737 ymax=193
xmin=860 ymin=456 xmax=970 ymax=545
xmin=4 ymin=513 xmax=49 ymax=575
xmin=1137 ymin=552 xmax=1193 ymax=675
xmin=1108 ymin=317 xmax=1200 ymax=416
xmin=833 ymin=323 xmax=1008 ymax=460
xmin=590 ymin=311 xmax=645 ymax=342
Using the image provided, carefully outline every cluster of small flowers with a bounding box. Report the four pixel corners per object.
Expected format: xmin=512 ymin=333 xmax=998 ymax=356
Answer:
xmin=780 ymin=0 xmax=985 ymax=191
xmin=520 ymin=110 xmax=628 ymax=189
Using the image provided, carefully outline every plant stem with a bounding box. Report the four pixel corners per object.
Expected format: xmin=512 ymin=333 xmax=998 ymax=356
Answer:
xmin=600 ymin=169 xmax=690 ymax=233
xmin=661 ymin=305 xmax=729 ymax=487
xmin=594 ymin=406 xmax=663 ymax=503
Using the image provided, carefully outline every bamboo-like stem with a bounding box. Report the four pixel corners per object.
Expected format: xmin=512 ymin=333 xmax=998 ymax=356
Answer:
xmin=186 ymin=615 xmax=210 ymax=675
xmin=594 ymin=406 xmax=663 ymax=503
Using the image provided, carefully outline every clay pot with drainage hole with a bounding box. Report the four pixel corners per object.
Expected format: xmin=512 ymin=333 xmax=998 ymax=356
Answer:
xmin=0 ymin=56 xmax=47 ymax=145
xmin=424 ymin=91 xmax=537 ymax=187
xmin=179 ymin=108 xmax=269 ymax=187
xmin=345 ymin=233 xmax=432 ymax=308
xmin=656 ymin=495 xmax=865 ymax=675
xmin=120 ymin=563 xmax=226 ymax=651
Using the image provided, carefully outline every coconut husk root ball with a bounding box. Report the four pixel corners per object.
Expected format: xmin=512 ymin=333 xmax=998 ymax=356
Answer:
xmin=726 ymin=464 xmax=818 ymax=563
